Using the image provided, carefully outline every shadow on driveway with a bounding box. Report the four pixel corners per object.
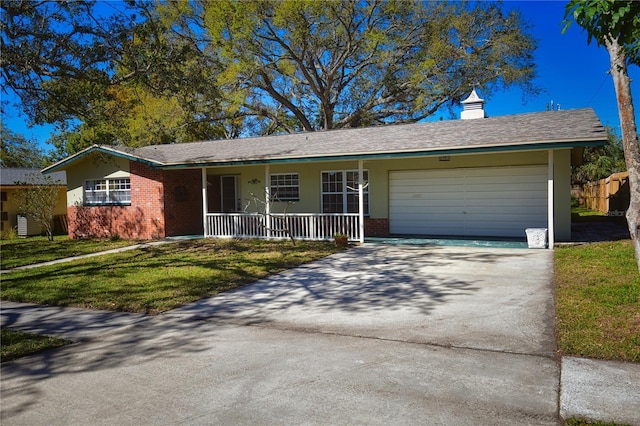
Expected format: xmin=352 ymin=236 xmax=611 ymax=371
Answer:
xmin=1 ymin=244 xmax=557 ymax=425
xmin=165 ymin=244 xmax=555 ymax=355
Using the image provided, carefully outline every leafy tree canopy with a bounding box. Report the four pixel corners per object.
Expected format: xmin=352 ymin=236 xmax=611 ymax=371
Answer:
xmin=2 ymin=0 xmax=245 ymax=154
xmin=1 ymin=0 xmax=139 ymax=125
xmin=181 ymin=0 xmax=538 ymax=132
xmin=572 ymin=127 xmax=626 ymax=184
xmin=2 ymin=0 xmax=538 ymax=155
xmin=0 ymin=125 xmax=47 ymax=168
xmin=564 ymin=0 xmax=640 ymax=65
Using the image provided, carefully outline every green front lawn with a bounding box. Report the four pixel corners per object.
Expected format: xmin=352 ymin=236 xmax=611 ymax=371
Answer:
xmin=1 ymin=329 xmax=71 ymax=362
xmin=2 ymin=232 xmax=638 ymax=363
xmin=571 ymin=206 xmax=606 ymax=217
xmin=0 ymin=236 xmax=137 ymax=270
xmin=564 ymin=418 xmax=630 ymax=426
xmin=1 ymin=239 xmax=343 ymax=314
xmin=555 ymin=240 xmax=640 ymax=362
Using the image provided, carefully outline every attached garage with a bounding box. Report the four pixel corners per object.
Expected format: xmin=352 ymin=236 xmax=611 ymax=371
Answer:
xmin=389 ymin=165 xmax=548 ymax=238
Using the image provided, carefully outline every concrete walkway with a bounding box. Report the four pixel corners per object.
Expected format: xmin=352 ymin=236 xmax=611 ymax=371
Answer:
xmin=0 ymin=240 xmax=176 ymax=273
xmin=1 ymin=244 xmax=639 ymax=425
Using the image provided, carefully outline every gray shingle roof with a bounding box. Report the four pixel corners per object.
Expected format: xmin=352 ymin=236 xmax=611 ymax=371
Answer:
xmin=45 ymin=108 xmax=606 ymax=172
xmin=0 ymin=168 xmax=66 ymax=186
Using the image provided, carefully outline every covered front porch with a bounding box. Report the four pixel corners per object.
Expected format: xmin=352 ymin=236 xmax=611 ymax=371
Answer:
xmin=205 ymin=213 xmax=361 ymax=242
xmin=199 ymin=161 xmax=368 ymax=243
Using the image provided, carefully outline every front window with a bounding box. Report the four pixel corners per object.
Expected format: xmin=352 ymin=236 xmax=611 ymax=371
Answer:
xmin=84 ymin=178 xmax=131 ymax=205
xmin=321 ymin=170 xmax=369 ymax=214
xmin=270 ymin=173 xmax=299 ymax=201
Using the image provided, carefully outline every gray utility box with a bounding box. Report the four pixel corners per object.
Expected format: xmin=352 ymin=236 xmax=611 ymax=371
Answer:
xmin=525 ymin=228 xmax=548 ymax=249
xmin=17 ymin=215 xmax=43 ymax=237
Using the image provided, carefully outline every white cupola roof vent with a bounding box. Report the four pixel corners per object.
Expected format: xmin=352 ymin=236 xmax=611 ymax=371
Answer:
xmin=461 ymin=88 xmax=486 ymax=120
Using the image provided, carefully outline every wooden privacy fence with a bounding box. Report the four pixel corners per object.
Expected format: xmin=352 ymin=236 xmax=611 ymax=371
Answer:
xmin=583 ymin=171 xmax=630 ymax=215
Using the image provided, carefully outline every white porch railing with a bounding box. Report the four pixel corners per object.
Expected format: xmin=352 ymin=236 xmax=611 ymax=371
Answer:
xmin=205 ymin=213 xmax=360 ymax=241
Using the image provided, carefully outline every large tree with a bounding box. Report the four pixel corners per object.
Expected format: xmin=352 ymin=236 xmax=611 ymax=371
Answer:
xmin=1 ymin=0 xmax=138 ymax=126
xmin=178 ymin=0 xmax=537 ymax=132
xmin=2 ymin=0 xmax=538 ymax=151
xmin=565 ymin=0 xmax=640 ymax=271
xmin=0 ymin=125 xmax=46 ymax=168
xmin=1 ymin=0 xmax=232 ymax=153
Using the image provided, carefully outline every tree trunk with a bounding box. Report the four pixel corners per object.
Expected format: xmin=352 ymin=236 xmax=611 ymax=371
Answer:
xmin=605 ymin=37 xmax=640 ymax=272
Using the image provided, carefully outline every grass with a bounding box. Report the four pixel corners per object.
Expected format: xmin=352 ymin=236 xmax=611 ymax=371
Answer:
xmin=2 ymin=225 xmax=638 ymax=363
xmin=0 ymin=239 xmax=343 ymax=314
xmin=555 ymin=239 xmax=640 ymax=362
xmin=1 ymin=329 xmax=71 ymax=362
xmin=564 ymin=418 xmax=631 ymax=426
xmin=572 ymin=206 xmax=606 ymax=217
xmin=0 ymin=236 xmax=137 ymax=270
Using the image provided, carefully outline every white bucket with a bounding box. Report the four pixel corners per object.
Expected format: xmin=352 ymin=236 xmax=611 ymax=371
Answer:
xmin=525 ymin=228 xmax=548 ymax=249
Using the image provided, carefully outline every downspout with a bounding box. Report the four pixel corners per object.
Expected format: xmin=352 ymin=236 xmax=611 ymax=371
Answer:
xmin=358 ymin=159 xmax=365 ymax=243
xmin=548 ymin=150 xmax=555 ymax=249
xmin=201 ymin=168 xmax=208 ymax=237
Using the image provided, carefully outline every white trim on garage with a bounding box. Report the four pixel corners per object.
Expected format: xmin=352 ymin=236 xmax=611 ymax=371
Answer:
xmin=389 ymin=165 xmax=548 ymax=238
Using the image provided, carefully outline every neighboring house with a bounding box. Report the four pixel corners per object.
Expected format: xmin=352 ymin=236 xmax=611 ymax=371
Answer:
xmin=43 ymin=91 xmax=607 ymax=247
xmin=0 ymin=168 xmax=67 ymax=235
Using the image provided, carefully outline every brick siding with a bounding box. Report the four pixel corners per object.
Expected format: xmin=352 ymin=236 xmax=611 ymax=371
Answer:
xmin=364 ymin=218 xmax=390 ymax=237
xmin=163 ymin=169 xmax=203 ymax=236
xmin=69 ymin=162 xmax=203 ymax=240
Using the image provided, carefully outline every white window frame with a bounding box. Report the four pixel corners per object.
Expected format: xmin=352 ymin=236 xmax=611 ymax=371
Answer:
xmin=270 ymin=173 xmax=300 ymax=202
xmin=84 ymin=178 xmax=131 ymax=205
xmin=321 ymin=170 xmax=369 ymax=215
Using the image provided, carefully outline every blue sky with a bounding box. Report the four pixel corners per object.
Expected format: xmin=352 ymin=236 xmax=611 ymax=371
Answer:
xmin=2 ymin=0 xmax=638 ymax=152
xmin=483 ymin=1 xmax=639 ymax=131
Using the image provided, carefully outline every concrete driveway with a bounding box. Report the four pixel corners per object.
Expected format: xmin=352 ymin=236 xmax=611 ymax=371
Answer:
xmin=167 ymin=244 xmax=556 ymax=356
xmin=1 ymin=244 xmax=559 ymax=425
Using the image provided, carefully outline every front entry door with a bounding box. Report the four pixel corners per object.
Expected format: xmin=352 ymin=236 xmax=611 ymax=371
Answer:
xmin=221 ymin=175 xmax=239 ymax=212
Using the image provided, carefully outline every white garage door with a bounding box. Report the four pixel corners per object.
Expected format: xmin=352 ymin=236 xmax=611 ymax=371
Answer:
xmin=389 ymin=165 xmax=548 ymax=238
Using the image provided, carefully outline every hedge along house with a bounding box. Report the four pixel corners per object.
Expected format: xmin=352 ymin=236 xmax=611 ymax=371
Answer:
xmin=42 ymin=91 xmax=607 ymax=247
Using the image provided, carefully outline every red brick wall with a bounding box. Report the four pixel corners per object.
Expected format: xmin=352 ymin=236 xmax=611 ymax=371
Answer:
xmin=68 ymin=161 xmax=165 ymax=239
xmin=129 ymin=162 xmax=166 ymax=238
xmin=68 ymin=162 xmax=204 ymax=240
xmin=163 ymin=169 xmax=203 ymax=236
xmin=68 ymin=204 xmax=164 ymax=240
xmin=364 ymin=218 xmax=390 ymax=237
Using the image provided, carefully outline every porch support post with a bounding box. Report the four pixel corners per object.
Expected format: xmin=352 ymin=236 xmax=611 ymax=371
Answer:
xmin=265 ymin=164 xmax=271 ymax=239
xmin=358 ymin=159 xmax=365 ymax=243
xmin=201 ymin=168 xmax=208 ymax=237
xmin=547 ymin=150 xmax=555 ymax=249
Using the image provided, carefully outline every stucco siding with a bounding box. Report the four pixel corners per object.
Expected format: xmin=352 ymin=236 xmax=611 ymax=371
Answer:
xmin=66 ymin=153 xmax=130 ymax=206
xmin=203 ymin=150 xmax=567 ymax=234
xmin=205 ymin=161 xmax=362 ymax=214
